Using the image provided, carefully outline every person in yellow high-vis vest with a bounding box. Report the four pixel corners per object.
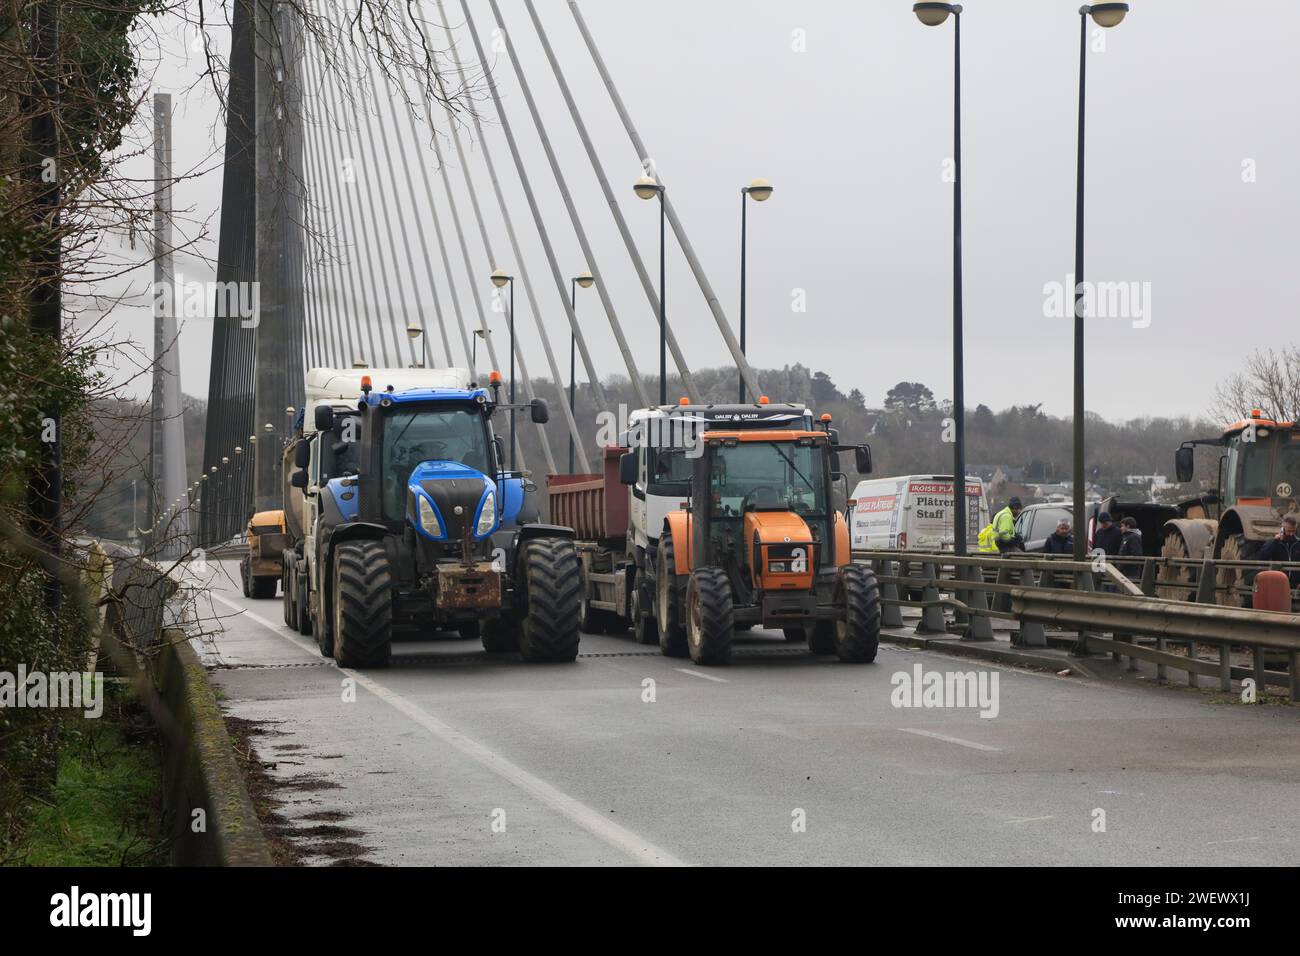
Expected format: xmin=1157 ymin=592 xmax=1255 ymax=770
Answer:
xmin=977 ymin=523 xmax=999 ymax=553
xmin=990 ymin=497 xmax=1025 ymax=552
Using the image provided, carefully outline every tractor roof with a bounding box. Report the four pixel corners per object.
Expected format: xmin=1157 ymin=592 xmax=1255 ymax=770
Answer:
xmin=703 ymin=429 xmax=829 ymax=443
xmin=359 ymin=386 xmax=491 ymax=407
xmin=633 ymin=402 xmax=810 ymax=429
xmin=1223 ymin=411 xmax=1297 ymax=437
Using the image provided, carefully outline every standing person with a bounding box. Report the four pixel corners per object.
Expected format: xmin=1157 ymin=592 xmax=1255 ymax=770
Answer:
xmin=1257 ymin=514 xmax=1300 ymax=589
xmin=1117 ymin=516 xmax=1144 ymax=580
xmin=1092 ymin=511 xmax=1123 ymax=556
xmin=1044 ymin=519 xmax=1074 ymax=554
xmin=991 ymin=497 xmax=1024 ymax=552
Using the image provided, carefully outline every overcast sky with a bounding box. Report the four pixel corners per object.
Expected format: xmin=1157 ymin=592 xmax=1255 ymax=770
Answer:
xmin=99 ymin=0 xmax=1300 ymax=423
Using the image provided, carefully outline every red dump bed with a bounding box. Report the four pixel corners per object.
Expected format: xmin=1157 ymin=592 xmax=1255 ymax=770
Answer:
xmin=547 ymin=446 xmax=629 ymax=544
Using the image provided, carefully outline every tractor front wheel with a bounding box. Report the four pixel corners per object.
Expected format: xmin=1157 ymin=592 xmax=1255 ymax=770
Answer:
xmin=657 ymin=532 xmax=688 ymax=658
xmin=686 ymin=567 xmax=734 ymax=665
xmin=332 ymin=541 xmax=393 ymax=668
xmin=517 ymin=538 xmax=582 ymax=663
xmin=834 ymin=564 xmax=881 ymax=663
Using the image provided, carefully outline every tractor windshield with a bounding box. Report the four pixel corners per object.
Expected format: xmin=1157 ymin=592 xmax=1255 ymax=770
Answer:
xmin=708 ymin=440 xmax=826 ymax=518
xmin=381 ymin=405 xmax=491 ymax=519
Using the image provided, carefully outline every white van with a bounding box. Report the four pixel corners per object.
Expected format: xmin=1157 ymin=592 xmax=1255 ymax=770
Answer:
xmin=848 ymin=475 xmax=988 ymax=552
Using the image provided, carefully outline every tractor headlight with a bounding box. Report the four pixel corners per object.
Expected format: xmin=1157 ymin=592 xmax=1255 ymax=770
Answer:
xmin=476 ymin=490 xmax=496 ymax=537
xmin=418 ymin=495 xmax=443 ymax=537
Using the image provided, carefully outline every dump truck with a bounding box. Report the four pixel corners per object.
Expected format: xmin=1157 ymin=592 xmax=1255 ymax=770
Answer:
xmin=287 ymin=369 xmax=581 ymax=667
xmin=1159 ymin=408 xmax=1300 ymax=603
xmin=240 ymin=509 xmax=287 ymax=599
xmin=552 ymin=400 xmax=879 ymax=664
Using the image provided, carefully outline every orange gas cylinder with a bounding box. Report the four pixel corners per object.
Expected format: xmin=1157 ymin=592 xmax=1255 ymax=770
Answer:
xmin=1252 ymin=570 xmax=1292 ymax=613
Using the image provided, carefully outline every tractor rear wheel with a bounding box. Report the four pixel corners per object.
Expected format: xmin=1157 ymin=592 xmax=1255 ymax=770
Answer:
xmin=1158 ymin=531 xmax=1196 ymax=601
xmin=250 ymin=575 xmax=277 ymax=599
xmin=332 ymin=541 xmax=393 ymax=668
xmin=686 ymin=567 xmax=734 ymax=665
xmin=480 ymin=616 xmax=519 ymax=653
xmin=517 ymin=538 xmax=582 ymax=663
xmin=656 ymin=532 xmax=688 ymax=658
xmin=834 ymin=564 xmax=881 ymax=663
xmin=1216 ymin=534 xmax=1248 ymax=607
xmin=806 ymin=621 xmax=836 ymax=655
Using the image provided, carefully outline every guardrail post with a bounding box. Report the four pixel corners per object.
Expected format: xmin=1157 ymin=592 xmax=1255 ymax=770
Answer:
xmin=915 ymin=560 xmax=947 ymax=635
xmin=1195 ymin=558 xmax=1216 ymax=604
xmin=1139 ymin=558 xmax=1157 ymax=597
xmin=1291 ymin=650 xmax=1299 ymax=703
xmin=960 ymin=561 xmax=994 ymax=641
xmin=879 ymin=558 xmax=904 ymax=628
xmin=1218 ymin=642 xmax=1232 ymax=692
xmin=1014 ymin=566 xmax=1048 ymax=648
xmin=1069 ymin=569 xmax=1096 ymax=656
xmin=1252 ymin=643 xmax=1266 ymax=698
xmin=993 ymin=562 xmax=1013 ymax=614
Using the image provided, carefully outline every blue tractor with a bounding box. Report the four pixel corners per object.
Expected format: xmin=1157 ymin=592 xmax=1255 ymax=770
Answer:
xmin=291 ymin=375 xmax=581 ymax=667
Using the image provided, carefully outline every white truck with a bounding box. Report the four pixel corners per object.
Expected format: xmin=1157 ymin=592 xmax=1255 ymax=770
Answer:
xmin=848 ymin=474 xmax=988 ymax=552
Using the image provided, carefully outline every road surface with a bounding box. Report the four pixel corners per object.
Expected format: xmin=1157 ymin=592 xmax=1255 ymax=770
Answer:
xmin=195 ymin=558 xmax=1300 ymax=866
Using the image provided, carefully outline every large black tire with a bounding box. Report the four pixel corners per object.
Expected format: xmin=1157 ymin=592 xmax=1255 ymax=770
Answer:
xmin=457 ymin=620 xmax=481 ymax=641
xmin=480 ymin=616 xmax=519 ymax=653
xmin=686 ymin=567 xmax=734 ymax=665
xmin=806 ymin=621 xmax=837 ymax=655
xmin=656 ymin=532 xmax=688 ymax=658
xmin=312 ymin=578 xmax=332 ymax=658
xmin=834 ymin=564 xmax=881 ymax=663
xmin=331 ymin=541 xmax=393 ymax=668
xmin=782 ymin=627 xmax=806 ymax=642
xmin=240 ymin=555 xmax=252 ymax=598
xmin=632 ymin=581 xmax=658 ymax=645
xmin=250 ymin=575 xmax=277 ymax=599
xmin=517 ymin=538 xmax=582 ymax=662
xmin=296 ymin=564 xmax=312 ymax=636
xmin=282 ymin=559 xmax=294 ymax=626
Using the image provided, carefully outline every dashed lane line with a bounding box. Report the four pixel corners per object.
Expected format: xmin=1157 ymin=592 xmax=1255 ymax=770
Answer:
xmin=209 ymin=592 xmax=689 ymax=867
xmin=898 ymin=727 xmax=1002 ymax=752
xmin=674 ymin=667 xmax=728 ymax=683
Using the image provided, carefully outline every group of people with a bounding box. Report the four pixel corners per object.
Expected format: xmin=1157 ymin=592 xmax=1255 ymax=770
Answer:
xmin=975 ymin=499 xmax=1144 ymax=561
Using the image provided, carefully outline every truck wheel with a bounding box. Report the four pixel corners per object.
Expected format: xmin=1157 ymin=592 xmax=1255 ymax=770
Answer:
xmin=656 ymin=532 xmax=688 ymax=658
xmin=632 ymin=583 xmax=658 ymax=645
xmin=458 ymin=621 xmax=481 ymax=641
xmin=481 ymin=616 xmax=519 ymax=653
xmin=834 ymin=564 xmax=881 ymax=663
xmin=296 ymin=566 xmax=312 ymax=636
xmin=283 ymin=558 xmax=294 ymax=625
xmin=806 ymin=622 xmax=837 ymax=655
xmin=518 ymin=538 xmax=582 ymax=663
xmin=686 ymin=567 xmax=734 ymax=665
xmin=251 ymin=575 xmax=277 ymax=599
xmin=782 ymin=627 xmax=806 ymax=642
xmin=332 ymin=541 xmax=393 ymax=668
xmin=240 ymin=555 xmax=251 ymax=598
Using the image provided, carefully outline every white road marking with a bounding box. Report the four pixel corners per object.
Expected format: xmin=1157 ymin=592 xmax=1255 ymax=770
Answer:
xmin=1005 ymin=815 xmax=1054 ymax=824
xmin=898 ymin=727 xmax=1002 ymax=752
xmin=209 ymin=591 xmax=688 ymax=867
xmin=674 ymin=667 xmax=728 ymax=683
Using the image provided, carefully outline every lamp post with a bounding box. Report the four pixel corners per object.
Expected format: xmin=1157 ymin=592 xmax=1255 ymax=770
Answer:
xmin=634 ymin=175 xmax=667 ymax=405
xmin=739 ymin=178 xmax=773 ymax=403
xmin=1072 ymin=3 xmax=1129 ymax=564
xmin=490 ymin=268 xmax=516 ymax=470
xmin=570 ymin=271 xmax=594 ymax=473
xmin=914 ymin=2 xmax=968 ymax=559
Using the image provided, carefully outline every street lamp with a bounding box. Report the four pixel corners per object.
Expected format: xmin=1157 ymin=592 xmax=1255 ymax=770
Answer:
xmin=570 ymin=271 xmax=594 ymax=473
xmin=490 ymin=268 xmax=516 ymax=470
xmin=1072 ymin=3 xmax=1129 ymax=567
xmin=634 ymin=175 xmax=667 ymax=405
xmin=739 ymin=179 xmax=773 ymax=403
xmin=914 ymin=2 xmax=969 ymax=562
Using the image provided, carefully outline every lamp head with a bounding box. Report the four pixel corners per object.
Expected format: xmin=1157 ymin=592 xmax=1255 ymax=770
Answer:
xmin=913 ymin=2 xmax=958 ymax=26
xmin=745 ymin=178 xmax=774 ymax=202
xmin=1085 ymin=2 xmax=1128 ymax=27
xmin=575 ymin=270 xmax=595 ymax=289
xmin=633 ymin=175 xmax=662 ymax=200
xmin=490 ymin=268 xmax=512 ymax=288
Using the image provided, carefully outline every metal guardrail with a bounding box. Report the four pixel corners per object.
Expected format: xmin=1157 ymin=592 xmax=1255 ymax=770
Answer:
xmin=852 ymin=549 xmax=1300 ymax=702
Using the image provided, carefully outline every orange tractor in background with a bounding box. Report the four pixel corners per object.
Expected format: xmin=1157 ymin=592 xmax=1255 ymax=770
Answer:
xmin=651 ymin=424 xmax=881 ymax=665
xmin=1160 ymin=409 xmax=1300 ymax=603
xmin=240 ymin=509 xmax=288 ymax=599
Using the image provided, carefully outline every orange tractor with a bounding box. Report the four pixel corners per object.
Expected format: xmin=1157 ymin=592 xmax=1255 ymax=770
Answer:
xmin=1160 ymin=409 xmax=1300 ymax=603
xmin=652 ymin=425 xmax=881 ymax=665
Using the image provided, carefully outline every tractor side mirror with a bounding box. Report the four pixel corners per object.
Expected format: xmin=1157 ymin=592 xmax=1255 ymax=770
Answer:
xmin=294 ymin=439 xmax=311 ymax=469
xmin=619 ymin=451 xmax=638 ymax=485
xmin=1175 ymin=446 xmax=1194 ymax=484
xmin=855 ymin=444 xmax=873 ymax=475
xmin=291 ymin=469 xmax=308 ymax=489
xmin=314 ymin=405 xmax=334 ymax=432
xmin=530 ymin=398 xmax=550 ymax=424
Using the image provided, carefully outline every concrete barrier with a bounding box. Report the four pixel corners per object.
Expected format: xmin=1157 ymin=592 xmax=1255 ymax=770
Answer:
xmin=155 ymin=630 xmax=273 ymax=866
